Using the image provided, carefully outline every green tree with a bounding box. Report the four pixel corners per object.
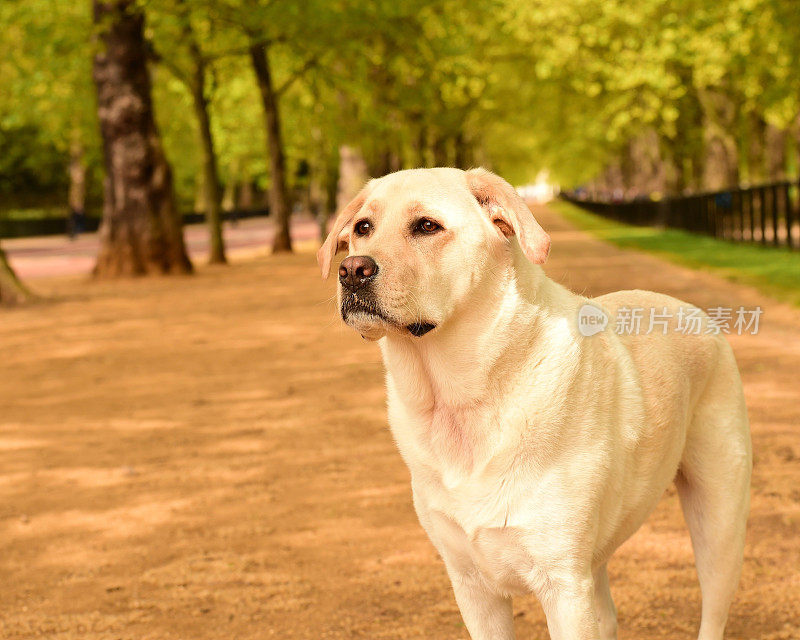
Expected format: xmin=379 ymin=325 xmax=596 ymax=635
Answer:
xmin=92 ymin=0 xmax=192 ymax=276
xmin=200 ymin=0 xmax=333 ymax=252
xmin=0 ymin=0 xmax=99 ymax=210
xmin=146 ymin=0 xmax=230 ymax=264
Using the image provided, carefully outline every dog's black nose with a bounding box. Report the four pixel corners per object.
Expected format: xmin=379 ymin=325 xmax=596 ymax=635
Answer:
xmin=339 ymin=255 xmax=378 ymax=291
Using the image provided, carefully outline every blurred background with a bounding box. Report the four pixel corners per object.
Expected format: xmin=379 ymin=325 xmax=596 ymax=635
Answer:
xmin=1 ymin=1 xmax=799 ymax=639
xmin=2 ymin=0 xmax=799 ymax=286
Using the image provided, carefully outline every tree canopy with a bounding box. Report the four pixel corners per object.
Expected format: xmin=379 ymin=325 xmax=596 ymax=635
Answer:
xmin=1 ymin=0 xmax=798 ymax=218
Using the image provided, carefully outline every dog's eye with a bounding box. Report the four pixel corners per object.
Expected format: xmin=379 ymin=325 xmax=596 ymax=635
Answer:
xmin=354 ymin=220 xmax=372 ymax=237
xmin=414 ymin=218 xmax=442 ymax=235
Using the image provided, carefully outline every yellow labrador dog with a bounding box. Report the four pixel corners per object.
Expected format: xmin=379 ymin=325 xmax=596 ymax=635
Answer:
xmin=318 ymin=167 xmax=751 ymax=640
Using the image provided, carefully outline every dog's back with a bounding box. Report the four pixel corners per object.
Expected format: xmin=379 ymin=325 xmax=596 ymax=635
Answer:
xmin=594 ymin=289 xmax=751 ymax=639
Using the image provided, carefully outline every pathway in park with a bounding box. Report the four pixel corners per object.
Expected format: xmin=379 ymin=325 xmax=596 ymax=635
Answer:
xmin=0 ymin=204 xmax=798 ymax=639
xmin=3 ymin=215 xmax=320 ymax=279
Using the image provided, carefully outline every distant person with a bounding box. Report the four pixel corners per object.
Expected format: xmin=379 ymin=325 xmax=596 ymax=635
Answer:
xmin=68 ymin=206 xmax=85 ymax=240
xmin=715 ymin=191 xmax=733 ymax=209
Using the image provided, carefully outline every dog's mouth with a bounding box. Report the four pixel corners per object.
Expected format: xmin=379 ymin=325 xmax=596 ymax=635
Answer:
xmin=341 ymin=293 xmax=436 ymax=338
xmin=406 ymin=323 xmax=436 ymax=337
xmin=341 ymin=292 xmax=394 ymax=324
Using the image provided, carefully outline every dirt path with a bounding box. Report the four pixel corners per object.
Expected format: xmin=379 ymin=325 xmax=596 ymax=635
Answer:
xmin=0 ymin=205 xmax=798 ymax=639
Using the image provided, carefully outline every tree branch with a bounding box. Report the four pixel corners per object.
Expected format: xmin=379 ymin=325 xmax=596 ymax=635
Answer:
xmin=146 ymin=39 xmax=191 ymax=88
xmin=203 ymin=36 xmax=284 ymax=63
xmin=275 ymin=54 xmax=320 ymax=97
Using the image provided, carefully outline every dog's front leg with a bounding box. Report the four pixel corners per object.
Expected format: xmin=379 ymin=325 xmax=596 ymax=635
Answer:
xmin=444 ymin=564 xmax=515 ymax=640
xmin=414 ymin=497 xmax=515 ymax=639
xmin=536 ymin=571 xmax=600 ymax=640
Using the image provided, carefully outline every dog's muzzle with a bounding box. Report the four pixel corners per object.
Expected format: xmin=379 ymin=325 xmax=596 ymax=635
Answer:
xmin=338 ymin=256 xmax=436 ymax=337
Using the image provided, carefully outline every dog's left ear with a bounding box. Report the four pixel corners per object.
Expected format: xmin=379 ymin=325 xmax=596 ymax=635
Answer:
xmin=317 ymin=183 xmax=371 ymax=279
xmin=465 ymin=168 xmax=551 ymax=264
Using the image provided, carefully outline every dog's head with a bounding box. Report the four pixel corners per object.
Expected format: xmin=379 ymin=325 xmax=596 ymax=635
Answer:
xmin=318 ymin=167 xmax=550 ymax=340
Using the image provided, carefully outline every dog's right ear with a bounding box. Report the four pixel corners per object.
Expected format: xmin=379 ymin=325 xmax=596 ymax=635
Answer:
xmin=317 ymin=185 xmax=370 ymax=279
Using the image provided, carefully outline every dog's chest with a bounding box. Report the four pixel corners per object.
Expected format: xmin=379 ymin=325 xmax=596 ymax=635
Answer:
xmin=387 ymin=379 xmax=551 ymax=593
xmin=414 ymin=454 xmax=542 ymax=596
xmin=471 ymin=526 xmax=536 ymax=595
xmin=425 ymin=401 xmax=482 ymax=469
xmin=422 ymin=489 xmax=536 ymax=595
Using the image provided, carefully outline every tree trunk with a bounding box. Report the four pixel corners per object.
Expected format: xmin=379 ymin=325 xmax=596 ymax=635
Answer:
xmin=68 ymin=138 xmax=87 ymax=214
xmin=189 ymin=70 xmax=226 ymax=263
xmin=747 ymin=114 xmax=766 ymax=184
xmin=236 ymin=179 xmax=252 ymax=210
xmin=91 ymin=0 xmax=191 ymax=277
xmin=432 ymin=132 xmax=449 ymax=167
xmin=626 ymin=130 xmax=667 ymax=196
xmin=325 ymin=160 xmax=338 ymax=222
xmin=671 ymin=73 xmax=705 ymax=193
xmin=237 ymin=175 xmax=254 ymax=210
xmin=454 ymin=132 xmax=473 ymax=169
xmin=336 ymin=146 xmax=369 ymax=211
xmin=424 ymin=129 xmax=439 ymax=168
xmin=601 ymin=162 xmax=624 ymax=199
xmin=249 ymin=42 xmax=292 ymax=253
xmin=413 ymin=124 xmax=428 ymax=168
xmin=309 ymin=121 xmax=330 ymax=239
xmin=193 ymin=176 xmax=205 ymax=213
xmin=372 ymin=150 xmax=398 ymax=177
xmin=794 ymin=112 xmax=800 ymax=177
xmin=658 ymin=143 xmax=681 ymax=195
xmin=703 ymin=134 xmax=739 ymax=190
xmin=182 ymin=9 xmax=225 ymax=264
xmin=0 ymin=243 xmax=32 ymax=305
xmin=764 ymin=124 xmax=787 ymax=181
xmin=222 ymin=157 xmax=238 ymax=212
xmin=698 ymin=90 xmax=740 ymax=190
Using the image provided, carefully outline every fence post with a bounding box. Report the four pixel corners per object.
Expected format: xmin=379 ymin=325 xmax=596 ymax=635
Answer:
xmin=791 ymin=181 xmax=799 ymax=250
xmin=726 ymin=192 xmax=734 ymax=241
xmin=697 ymin=196 xmax=704 ymax=233
xmin=736 ymin=190 xmax=744 ymax=241
xmin=713 ymin=195 xmax=720 ymax=238
xmin=770 ymin=184 xmax=780 ymax=246
xmin=684 ymin=197 xmax=691 ymax=231
xmin=779 ymin=183 xmax=788 ymax=248
xmin=560 ymin=181 xmax=796 ymax=250
xmin=786 ymin=182 xmax=800 ymax=249
xmin=696 ymin=196 xmax=704 ymax=233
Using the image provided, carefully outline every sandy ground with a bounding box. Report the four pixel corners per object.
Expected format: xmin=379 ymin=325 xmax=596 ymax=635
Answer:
xmin=1 ymin=205 xmax=798 ymax=639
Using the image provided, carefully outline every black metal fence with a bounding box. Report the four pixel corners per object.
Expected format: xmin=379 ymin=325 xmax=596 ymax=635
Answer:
xmin=0 ymin=207 xmax=269 ymax=240
xmin=561 ymin=180 xmax=800 ymax=250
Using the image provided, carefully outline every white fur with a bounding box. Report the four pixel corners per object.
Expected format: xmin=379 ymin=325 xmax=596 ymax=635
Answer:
xmin=321 ymin=168 xmax=752 ymax=640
